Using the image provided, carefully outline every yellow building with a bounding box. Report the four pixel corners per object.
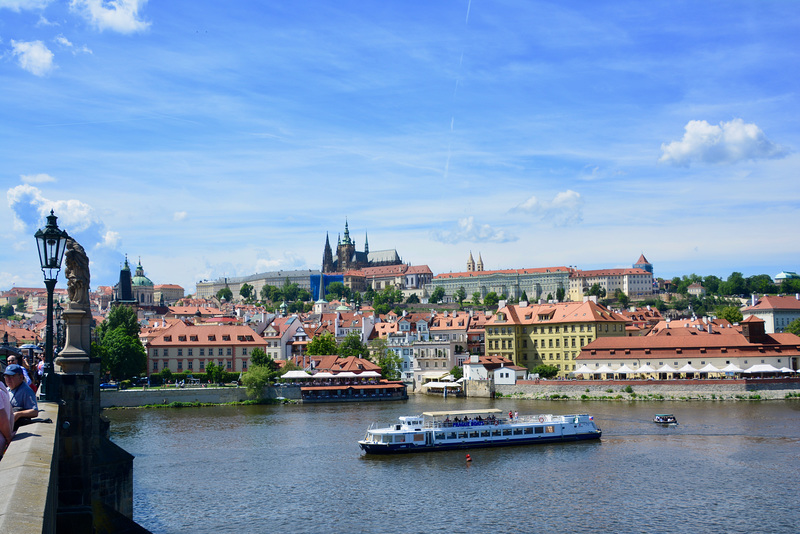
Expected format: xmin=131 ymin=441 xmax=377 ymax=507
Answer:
xmin=484 ymin=300 xmax=627 ymax=377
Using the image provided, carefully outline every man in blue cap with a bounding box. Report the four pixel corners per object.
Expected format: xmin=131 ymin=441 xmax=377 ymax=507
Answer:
xmin=3 ymin=364 xmax=38 ymax=430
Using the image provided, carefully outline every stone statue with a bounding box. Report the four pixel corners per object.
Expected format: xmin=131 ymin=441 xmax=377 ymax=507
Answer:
xmin=64 ymin=237 xmax=90 ymax=306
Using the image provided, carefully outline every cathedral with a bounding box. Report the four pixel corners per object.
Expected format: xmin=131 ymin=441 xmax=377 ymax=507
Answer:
xmin=322 ymin=221 xmax=402 ymax=273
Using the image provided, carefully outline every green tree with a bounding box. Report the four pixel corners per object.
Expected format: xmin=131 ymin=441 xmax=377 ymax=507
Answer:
xmin=449 ymin=365 xmax=463 ymax=380
xmin=405 ymin=293 xmax=420 ymax=304
xmin=531 ymin=364 xmax=559 ymax=379
xmin=363 ymin=287 xmax=376 ymax=303
xmin=556 ymin=287 xmax=566 ymax=302
xmin=784 ymin=318 xmax=800 ymax=336
xmin=307 ymin=332 xmax=338 ymax=355
xmin=325 ymin=281 xmax=348 ymax=300
xmin=160 ymin=367 xmax=173 ymax=384
xmin=520 ymin=290 xmax=529 ymax=303
xmin=216 ymin=287 xmax=233 ymax=302
xmin=369 ymin=338 xmax=401 ymax=380
xmin=472 ymin=292 xmax=482 ymax=306
xmin=455 ymin=286 xmax=467 ymax=307
xmin=617 ymin=291 xmax=629 ymax=309
xmin=0 ymin=303 xmax=15 ymax=318
xmin=746 ymin=274 xmax=776 ymax=295
xmin=430 ymin=286 xmax=446 ymax=303
xmin=206 ymin=361 xmax=224 ymax=384
xmin=249 ymin=347 xmax=272 ymax=367
xmin=780 ymin=279 xmax=800 ymax=294
xmin=587 ymin=283 xmax=606 ymax=298
xmin=338 ymin=331 xmax=368 ymax=358
xmin=101 ymin=327 xmax=146 ymax=381
xmin=241 ymin=365 xmax=275 ymax=398
xmin=15 ymin=297 xmax=26 ymax=313
xmin=546 ymin=293 xmax=553 ymax=301
xmin=282 ymin=278 xmax=300 ymax=301
xmin=483 ymin=292 xmax=500 ymax=308
xmin=97 ymin=304 xmax=140 ymax=343
xmin=717 ymin=306 xmax=743 ymax=324
xmin=239 ymin=283 xmax=254 ymax=301
xmin=719 ymin=272 xmax=746 ymax=296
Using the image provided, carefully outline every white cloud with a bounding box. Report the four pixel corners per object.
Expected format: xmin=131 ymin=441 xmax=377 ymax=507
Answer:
xmin=21 ymin=173 xmax=56 ymax=184
xmin=173 ymin=211 xmax=187 ymax=221
xmin=10 ymin=40 xmax=55 ymax=76
xmin=431 ymin=216 xmax=517 ymax=244
xmin=659 ymin=119 xmax=787 ymax=166
xmin=36 ymin=15 xmax=59 ymax=26
xmin=55 ymin=34 xmax=72 ymax=47
xmin=254 ymin=252 xmax=306 ymax=273
xmin=54 ymin=34 xmax=92 ymax=54
xmin=99 ymin=231 xmax=120 ymax=249
xmin=70 ymin=0 xmax=150 ymax=34
xmin=0 ymin=0 xmax=53 ymax=12
xmin=512 ymin=189 xmax=584 ymax=227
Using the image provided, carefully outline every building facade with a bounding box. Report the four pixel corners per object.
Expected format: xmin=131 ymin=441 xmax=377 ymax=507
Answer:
xmin=741 ymin=295 xmax=800 ymax=333
xmin=426 ymin=266 xmax=573 ymax=302
xmin=322 ymin=221 xmax=403 ymax=274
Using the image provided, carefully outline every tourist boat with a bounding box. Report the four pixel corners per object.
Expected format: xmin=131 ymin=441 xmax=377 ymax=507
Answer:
xmin=358 ymin=408 xmax=602 ymax=454
xmin=653 ymin=414 xmax=678 ymax=425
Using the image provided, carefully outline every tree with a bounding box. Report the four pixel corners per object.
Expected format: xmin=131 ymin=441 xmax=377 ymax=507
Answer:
xmin=546 ymin=293 xmax=553 ymax=301
xmin=430 ymin=286 xmax=446 ymax=303
xmin=282 ymin=278 xmax=300 ymax=301
xmin=206 ymin=361 xmax=224 ymax=384
xmin=338 ymin=331 xmax=368 ymax=358
xmin=102 ymin=327 xmax=147 ymax=381
xmin=455 ymin=286 xmax=467 ymax=307
xmin=785 ymin=318 xmax=800 ymax=336
xmin=405 ymin=293 xmax=420 ymax=304
xmin=241 ymin=365 xmax=275 ymax=398
xmin=587 ymin=283 xmax=606 ymax=298
xmin=449 ymin=366 xmax=463 ymax=380
xmin=472 ymin=292 xmax=482 ymax=306
xmin=483 ymin=292 xmax=500 ymax=308
xmin=307 ymin=332 xmax=338 ymax=355
xmin=617 ymin=292 xmax=629 ymax=309
xmin=717 ymin=306 xmax=743 ymax=324
xmin=531 ymin=364 xmax=559 ymax=379
xmin=15 ymin=298 xmax=26 ymax=313
xmin=556 ymin=287 xmax=566 ymax=302
xmin=249 ymin=347 xmax=272 ymax=367
xmin=96 ymin=304 xmax=140 ymax=345
xmin=0 ymin=303 xmax=15 ymax=318
xmin=159 ymin=367 xmax=173 ymax=384
xmin=719 ymin=272 xmax=746 ymax=296
xmin=239 ymin=283 xmax=254 ymax=301
xmin=520 ymin=290 xmax=529 ymax=303
xmin=369 ymin=338 xmax=401 ymax=380
xmin=325 ymin=281 xmax=348 ymax=301
xmin=216 ymin=287 xmax=233 ymax=302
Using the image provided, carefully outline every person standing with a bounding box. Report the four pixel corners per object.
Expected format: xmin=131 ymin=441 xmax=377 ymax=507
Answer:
xmin=0 ymin=379 xmax=14 ymax=458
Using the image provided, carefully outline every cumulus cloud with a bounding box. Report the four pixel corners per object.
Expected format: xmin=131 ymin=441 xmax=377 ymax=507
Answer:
xmin=100 ymin=231 xmax=120 ymax=249
xmin=254 ymin=252 xmax=306 ymax=273
xmin=173 ymin=211 xmax=187 ymax=221
xmin=512 ymin=189 xmax=584 ymax=227
xmin=431 ymin=216 xmax=517 ymax=244
xmin=70 ymin=0 xmax=150 ymax=34
xmin=21 ymin=173 xmax=56 ymax=183
xmin=54 ymin=33 xmax=92 ymax=54
xmin=10 ymin=40 xmax=55 ymax=76
xmin=0 ymin=0 xmax=53 ymax=11
xmin=659 ymin=119 xmax=787 ymax=166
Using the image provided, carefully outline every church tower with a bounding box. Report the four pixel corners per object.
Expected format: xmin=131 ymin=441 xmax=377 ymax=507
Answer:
xmin=322 ymin=233 xmax=334 ymax=273
xmin=337 ymin=220 xmax=356 ymax=272
xmin=477 ymin=253 xmax=484 ymax=272
xmin=467 ymin=251 xmax=475 ymax=272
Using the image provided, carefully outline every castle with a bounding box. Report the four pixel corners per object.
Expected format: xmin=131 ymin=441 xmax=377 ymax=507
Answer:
xmin=322 ymin=221 xmax=403 ymax=273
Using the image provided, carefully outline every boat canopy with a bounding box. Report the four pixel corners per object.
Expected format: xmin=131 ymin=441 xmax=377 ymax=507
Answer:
xmin=422 ymin=409 xmax=503 ymax=418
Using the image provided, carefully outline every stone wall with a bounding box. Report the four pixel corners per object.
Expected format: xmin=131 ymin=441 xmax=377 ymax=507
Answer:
xmin=489 ymin=378 xmax=800 ymax=400
xmin=100 ymin=386 xmax=251 ymax=408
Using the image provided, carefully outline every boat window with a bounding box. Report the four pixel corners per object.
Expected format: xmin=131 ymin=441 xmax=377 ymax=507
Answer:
xmin=458 ymin=432 xmax=468 ymax=439
xmin=435 ymin=433 xmax=445 ymax=440
xmin=513 ymin=428 xmax=523 ymax=435
xmin=524 ymin=427 xmax=533 ymax=434
xmin=492 ymin=430 xmax=502 ymax=437
xmin=395 ymin=435 xmax=405 ymax=443
xmin=381 ymin=434 xmax=391 ymax=443
xmin=481 ymin=431 xmax=490 ymax=438
xmin=413 ymin=434 xmax=424 ymax=442
xmin=503 ymin=429 xmax=512 ymax=436
xmin=469 ymin=431 xmax=479 ymax=438
xmin=447 ymin=432 xmax=457 ymax=439
xmin=545 ymin=426 xmax=555 ymax=433
xmin=535 ymin=427 xmax=544 ymax=434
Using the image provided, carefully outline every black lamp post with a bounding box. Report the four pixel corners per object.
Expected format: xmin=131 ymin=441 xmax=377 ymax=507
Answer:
xmin=34 ymin=210 xmax=69 ymax=402
xmin=54 ymin=301 xmax=64 ymax=353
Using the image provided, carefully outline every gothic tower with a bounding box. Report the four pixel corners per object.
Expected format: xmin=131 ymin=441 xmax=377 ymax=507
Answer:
xmin=322 ymin=233 xmax=334 ymax=273
xmin=477 ymin=253 xmax=484 ymax=272
xmin=467 ymin=251 xmax=475 ymax=272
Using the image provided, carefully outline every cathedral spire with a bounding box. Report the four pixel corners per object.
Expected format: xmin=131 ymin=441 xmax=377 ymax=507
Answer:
xmin=364 ymin=231 xmax=369 ymax=254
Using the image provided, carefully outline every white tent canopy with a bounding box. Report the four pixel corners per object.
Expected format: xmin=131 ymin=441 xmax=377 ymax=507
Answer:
xmin=744 ymin=364 xmax=780 ymax=373
xmin=697 ymin=363 xmax=722 ymax=373
xmin=282 ymin=370 xmax=312 ymax=379
xmin=615 ymin=364 xmax=636 ymax=374
xmin=335 ymin=371 xmax=359 ymax=378
xmin=636 ymin=364 xmax=657 ymax=374
xmin=657 ymin=364 xmax=677 ymax=373
xmin=678 ymin=363 xmax=698 ymax=373
xmin=358 ymin=371 xmax=382 ymax=378
xmin=779 ymin=367 xmax=796 ymax=373
xmin=721 ymin=363 xmax=742 ymax=372
xmin=423 ymin=382 xmax=462 ymax=389
xmin=572 ymin=364 xmax=594 ymax=374
xmin=312 ymin=372 xmax=335 ymax=379
xmin=594 ymin=364 xmax=614 ymax=374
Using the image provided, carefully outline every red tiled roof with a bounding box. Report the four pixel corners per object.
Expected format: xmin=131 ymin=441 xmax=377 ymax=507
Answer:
xmin=742 ymin=295 xmax=800 ymax=312
xmin=434 ymin=266 xmax=573 ymax=280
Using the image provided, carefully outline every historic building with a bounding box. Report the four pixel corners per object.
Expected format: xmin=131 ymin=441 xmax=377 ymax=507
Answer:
xmin=426 ymin=265 xmax=573 ymax=302
xmin=741 ymin=294 xmax=800 ymax=333
xmin=484 ymin=300 xmax=627 ymax=376
xmin=568 ymin=255 xmax=655 ymax=301
xmin=322 ymin=221 xmax=402 ymax=273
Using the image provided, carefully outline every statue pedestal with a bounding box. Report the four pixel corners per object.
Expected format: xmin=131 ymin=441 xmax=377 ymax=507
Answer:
xmin=56 ymin=303 xmax=92 ymax=374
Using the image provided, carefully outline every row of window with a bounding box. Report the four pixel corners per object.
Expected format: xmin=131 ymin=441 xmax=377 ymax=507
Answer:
xmin=152 ymin=347 xmax=239 ymax=357
xmin=152 ymin=359 xmax=238 ymax=372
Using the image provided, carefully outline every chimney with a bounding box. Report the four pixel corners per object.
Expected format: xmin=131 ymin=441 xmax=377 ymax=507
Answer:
xmin=752 ymin=294 xmax=756 ymax=307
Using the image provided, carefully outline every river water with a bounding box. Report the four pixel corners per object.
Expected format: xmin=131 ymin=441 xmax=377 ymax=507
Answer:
xmin=105 ymin=397 xmax=800 ymax=534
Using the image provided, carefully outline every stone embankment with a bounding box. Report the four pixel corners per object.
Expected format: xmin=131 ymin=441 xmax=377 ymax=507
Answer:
xmin=100 ymin=386 xmax=250 ymax=408
xmin=487 ymin=378 xmax=800 ymax=401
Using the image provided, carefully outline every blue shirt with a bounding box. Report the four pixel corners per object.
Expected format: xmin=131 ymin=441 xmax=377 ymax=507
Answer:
xmin=9 ymin=381 xmax=38 ymax=413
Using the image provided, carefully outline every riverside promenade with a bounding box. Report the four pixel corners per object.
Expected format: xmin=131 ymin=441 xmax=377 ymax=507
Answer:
xmin=485 ymin=377 xmax=800 ymax=400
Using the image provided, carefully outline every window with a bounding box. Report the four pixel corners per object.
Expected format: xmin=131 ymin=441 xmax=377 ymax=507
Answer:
xmin=177 ymin=348 xmax=183 ymax=356
xmin=188 ymin=348 xmax=193 ymax=357
xmin=152 ymin=349 xmax=159 ymax=357
xmin=188 ymin=361 xmax=193 ymax=370
xmin=242 ymin=348 xmax=248 ymax=355
xmin=200 ymin=360 xmax=205 ymax=371
xmin=200 ymin=348 xmax=205 ymax=356
xmin=177 ymin=360 xmax=183 ymax=371
xmin=227 ymin=360 xmax=232 ymax=370
xmin=218 ymin=348 xmax=223 ymax=356
xmin=153 ymin=360 xmax=158 ymax=371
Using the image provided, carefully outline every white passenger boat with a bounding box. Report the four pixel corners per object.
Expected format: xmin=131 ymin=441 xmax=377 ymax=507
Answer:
xmin=358 ymin=408 xmax=602 ymax=454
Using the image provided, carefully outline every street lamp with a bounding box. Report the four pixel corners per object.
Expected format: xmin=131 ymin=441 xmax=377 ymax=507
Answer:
xmin=54 ymin=301 xmax=64 ymax=353
xmin=34 ymin=210 xmax=69 ymax=401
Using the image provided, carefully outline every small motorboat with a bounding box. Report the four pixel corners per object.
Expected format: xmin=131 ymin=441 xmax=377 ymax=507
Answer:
xmin=653 ymin=414 xmax=678 ymax=425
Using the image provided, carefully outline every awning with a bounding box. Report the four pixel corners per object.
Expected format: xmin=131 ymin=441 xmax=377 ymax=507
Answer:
xmin=594 ymin=365 xmax=613 ymax=374
xmin=312 ymin=372 xmax=335 ymax=379
xmin=282 ymin=370 xmax=312 ymax=379
xmin=359 ymin=371 xmax=382 ymax=378
xmin=636 ymin=364 xmax=657 ymax=374
xmin=615 ymin=364 xmax=636 ymax=374
xmin=572 ymin=364 xmax=594 ymax=374
xmin=423 ymin=382 xmax=462 ymax=389
xmin=335 ymin=371 xmax=359 ymax=378
xmin=721 ymin=363 xmax=742 ymax=372
xmin=744 ymin=363 xmax=780 ymax=373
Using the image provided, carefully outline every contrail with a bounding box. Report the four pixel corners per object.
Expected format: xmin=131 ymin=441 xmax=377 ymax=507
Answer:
xmin=466 ymin=0 xmax=471 ymax=24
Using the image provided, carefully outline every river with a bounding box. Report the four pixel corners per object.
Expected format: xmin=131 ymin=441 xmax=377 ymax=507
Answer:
xmin=105 ymin=397 xmax=800 ymax=534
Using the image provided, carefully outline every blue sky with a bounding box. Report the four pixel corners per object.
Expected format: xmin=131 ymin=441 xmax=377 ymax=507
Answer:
xmin=2 ymin=1 xmax=798 ymax=294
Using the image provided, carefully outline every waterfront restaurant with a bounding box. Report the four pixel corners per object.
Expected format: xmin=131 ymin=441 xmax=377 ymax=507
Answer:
xmin=574 ymin=316 xmax=800 ymax=379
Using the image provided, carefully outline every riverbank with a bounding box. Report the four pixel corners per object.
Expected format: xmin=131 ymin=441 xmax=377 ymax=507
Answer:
xmin=488 ymin=377 xmax=800 ymax=401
